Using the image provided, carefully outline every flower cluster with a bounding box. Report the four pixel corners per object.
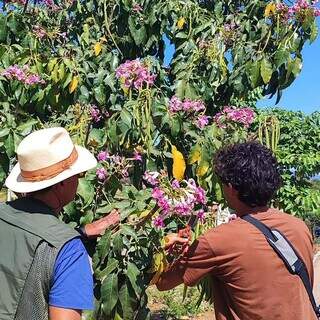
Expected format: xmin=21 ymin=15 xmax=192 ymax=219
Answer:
xmin=143 ymin=172 xmax=207 ymax=228
xmin=169 ymin=96 xmax=205 ymax=113
xmin=132 ymin=3 xmax=143 ymax=13
xmin=168 ymin=96 xmax=210 ymax=130
xmin=276 ymin=0 xmax=320 ymax=20
xmin=196 ymin=115 xmax=210 ymax=129
xmin=89 ymin=105 xmax=109 ymax=123
xmin=115 ymin=59 xmax=156 ymax=90
xmin=1 ymin=65 xmax=45 ymax=86
xmin=33 ymin=25 xmax=47 ymax=39
xmin=214 ymin=106 xmax=255 ymax=128
xmin=96 ymin=151 xmax=134 ymax=181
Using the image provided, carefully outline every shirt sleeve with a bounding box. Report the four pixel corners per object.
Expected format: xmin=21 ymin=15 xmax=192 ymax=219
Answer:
xmin=49 ymin=238 xmax=94 ymax=310
xmin=157 ymin=234 xmax=217 ymax=290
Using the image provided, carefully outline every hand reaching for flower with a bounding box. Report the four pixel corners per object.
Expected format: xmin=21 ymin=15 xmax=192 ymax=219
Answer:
xmin=84 ymin=210 xmax=120 ymax=238
xmin=164 ymin=233 xmax=190 ymax=256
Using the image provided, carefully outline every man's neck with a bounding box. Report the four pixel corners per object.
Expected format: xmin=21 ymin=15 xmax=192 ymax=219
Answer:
xmin=29 ymin=192 xmax=61 ymax=215
xmin=235 ymin=205 xmax=270 ymax=217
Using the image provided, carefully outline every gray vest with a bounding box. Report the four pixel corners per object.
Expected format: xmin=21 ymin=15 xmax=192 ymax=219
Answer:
xmin=0 ymin=198 xmax=79 ymax=320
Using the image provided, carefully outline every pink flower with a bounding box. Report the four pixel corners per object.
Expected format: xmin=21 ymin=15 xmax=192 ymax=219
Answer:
xmin=143 ymin=171 xmax=159 ymax=186
xmin=196 ymin=115 xmax=210 ymax=129
xmin=116 ymin=59 xmax=156 ymax=90
xmin=97 ymin=151 xmax=109 ymax=162
xmin=169 ymin=96 xmax=183 ymax=113
xmin=157 ymin=197 xmax=170 ymax=214
xmin=214 ymin=106 xmax=255 ymax=128
xmin=197 ymin=209 xmax=206 ymax=222
xmin=33 ymin=25 xmax=47 ymax=39
xmin=132 ymin=3 xmax=143 ymax=12
xmin=1 ymin=65 xmax=44 ymax=85
xmin=169 ymin=96 xmax=206 ymax=114
xmin=171 ymin=179 xmax=180 ymax=189
xmin=96 ymin=168 xmax=107 ymax=181
xmin=195 ymin=186 xmax=206 ymax=204
xmin=90 ymin=105 xmax=102 ymax=122
xmin=121 ymin=168 xmax=129 ymax=178
xmin=24 ymin=74 xmax=45 ymax=85
xmin=133 ymin=150 xmax=142 ymax=162
xmin=153 ymin=216 xmax=165 ymax=228
xmin=174 ymin=201 xmax=192 ymax=216
xmin=152 ymin=187 xmax=164 ymax=200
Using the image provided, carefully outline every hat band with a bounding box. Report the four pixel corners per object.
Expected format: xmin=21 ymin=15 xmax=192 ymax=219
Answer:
xmin=20 ymin=147 xmax=78 ymax=182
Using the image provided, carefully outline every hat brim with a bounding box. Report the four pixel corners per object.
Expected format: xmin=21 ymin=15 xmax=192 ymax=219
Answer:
xmin=5 ymin=145 xmax=97 ymax=193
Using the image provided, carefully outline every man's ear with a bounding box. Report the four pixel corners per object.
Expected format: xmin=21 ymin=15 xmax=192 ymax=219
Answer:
xmin=228 ymin=183 xmax=238 ymax=196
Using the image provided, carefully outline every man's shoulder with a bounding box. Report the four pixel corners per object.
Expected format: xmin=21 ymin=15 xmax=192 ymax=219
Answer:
xmin=201 ymin=218 xmax=247 ymax=247
xmin=265 ymin=209 xmax=310 ymax=233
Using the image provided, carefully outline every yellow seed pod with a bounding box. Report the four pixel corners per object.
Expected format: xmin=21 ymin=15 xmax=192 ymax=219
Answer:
xmin=196 ymin=160 xmax=210 ymax=177
xmin=122 ymin=86 xmax=129 ymax=96
xmin=172 ymin=145 xmax=186 ymax=181
xmin=94 ymin=42 xmax=102 ymax=56
xmin=177 ymin=17 xmax=186 ymax=29
xmin=264 ymin=3 xmax=276 ymax=17
xmin=69 ymin=76 xmax=79 ymax=93
xmin=188 ymin=145 xmax=201 ymax=164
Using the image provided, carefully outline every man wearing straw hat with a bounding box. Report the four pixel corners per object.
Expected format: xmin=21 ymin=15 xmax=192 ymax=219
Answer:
xmin=0 ymin=127 xmax=119 ymax=320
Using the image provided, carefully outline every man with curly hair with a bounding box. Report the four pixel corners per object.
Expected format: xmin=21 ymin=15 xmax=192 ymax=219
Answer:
xmin=157 ymin=141 xmax=316 ymax=320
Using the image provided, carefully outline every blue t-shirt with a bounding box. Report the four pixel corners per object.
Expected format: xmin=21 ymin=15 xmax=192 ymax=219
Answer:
xmin=49 ymin=238 xmax=94 ymax=310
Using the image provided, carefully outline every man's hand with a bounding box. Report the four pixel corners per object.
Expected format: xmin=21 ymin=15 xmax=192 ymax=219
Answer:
xmin=164 ymin=233 xmax=189 ymax=250
xmin=84 ymin=210 xmax=120 ymax=238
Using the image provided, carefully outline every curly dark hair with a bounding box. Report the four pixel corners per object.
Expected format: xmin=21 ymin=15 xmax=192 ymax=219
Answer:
xmin=214 ymin=141 xmax=282 ymax=207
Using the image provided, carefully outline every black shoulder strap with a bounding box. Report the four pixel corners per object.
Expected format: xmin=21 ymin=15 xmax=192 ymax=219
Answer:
xmin=242 ymin=214 xmax=320 ymax=318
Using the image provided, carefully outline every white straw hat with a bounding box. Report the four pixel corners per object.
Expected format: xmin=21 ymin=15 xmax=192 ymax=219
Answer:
xmin=5 ymin=127 xmax=97 ymax=193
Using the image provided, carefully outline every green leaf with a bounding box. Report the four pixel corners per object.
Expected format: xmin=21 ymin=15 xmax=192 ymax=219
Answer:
xmin=247 ymin=60 xmax=261 ymax=87
xmin=170 ymin=117 xmax=182 ymax=137
xmin=97 ymin=230 xmax=112 ymax=262
xmin=310 ymin=21 xmax=318 ymax=43
xmin=88 ymin=128 xmax=106 ymax=148
xmin=112 ymin=233 xmax=123 ymax=254
xmin=126 ymin=262 xmax=142 ymax=297
xmin=79 ymin=210 xmax=94 ymax=225
xmin=4 ymin=132 xmax=15 ymax=158
xmin=98 ymin=258 xmax=119 ymax=280
xmin=291 ymin=57 xmax=302 ymax=78
xmin=77 ymin=178 xmax=95 ymax=207
xmin=114 ymin=312 xmax=123 ymax=320
xmin=260 ymin=58 xmax=273 ymax=84
xmin=0 ymin=16 xmax=7 ymax=42
xmin=274 ymin=50 xmax=289 ymax=69
xmin=128 ymin=16 xmax=147 ymax=46
xmin=120 ymin=109 xmax=132 ymax=127
xmin=119 ymin=283 xmax=136 ymax=320
xmin=0 ymin=128 xmax=10 ymax=138
xmin=94 ymin=84 xmax=106 ymax=105
xmin=101 ymin=273 xmax=118 ymax=316
xmin=120 ymin=225 xmax=137 ymax=240
xmin=175 ymin=79 xmax=186 ymax=98
xmin=16 ymin=119 xmax=38 ymax=134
